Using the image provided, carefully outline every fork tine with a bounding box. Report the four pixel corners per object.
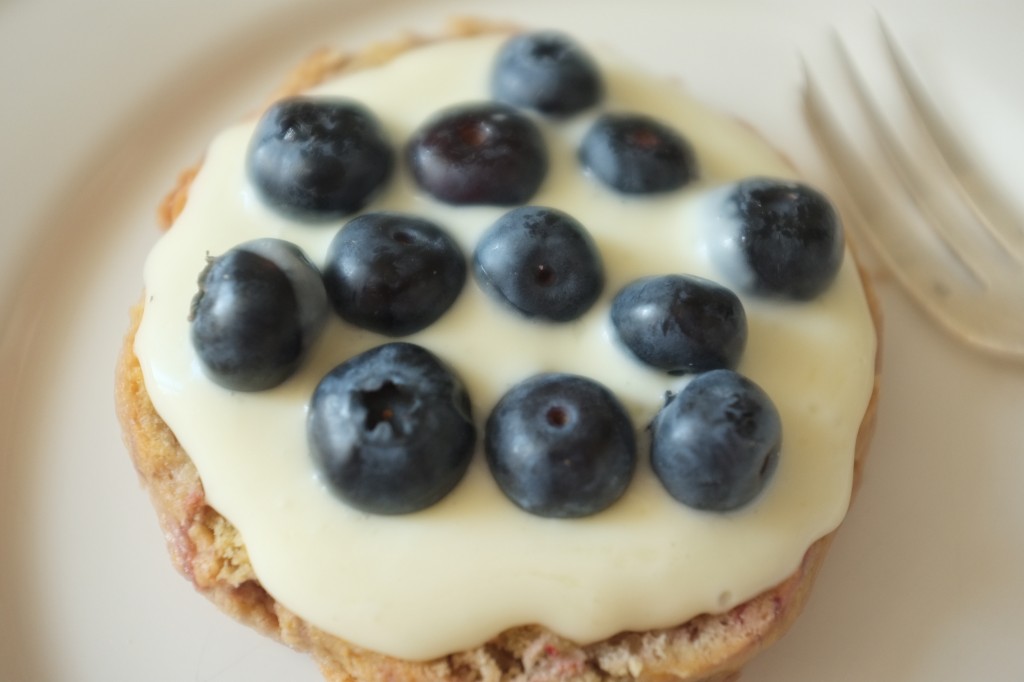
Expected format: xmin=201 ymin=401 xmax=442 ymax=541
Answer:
xmin=801 ymin=59 xmax=980 ymax=300
xmin=878 ymin=15 xmax=1024 ymax=264
xmin=829 ymin=30 xmax=1008 ymax=285
xmin=803 ymin=33 xmax=1024 ymax=361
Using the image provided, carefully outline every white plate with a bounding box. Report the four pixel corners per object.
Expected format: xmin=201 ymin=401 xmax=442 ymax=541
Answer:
xmin=2 ymin=0 xmax=1023 ymax=680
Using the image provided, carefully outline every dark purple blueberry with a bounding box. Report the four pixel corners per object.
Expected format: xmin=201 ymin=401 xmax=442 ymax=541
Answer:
xmin=323 ymin=212 xmax=466 ymax=336
xmin=651 ymin=369 xmax=781 ymax=512
xmin=490 ymin=30 xmax=603 ymax=117
xmin=485 ymin=373 xmax=636 ymax=518
xmin=711 ymin=178 xmax=844 ymax=299
xmin=406 ymin=103 xmax=548 ymax=205
xmin=578 ymin=112 xmax=698 ymax=194
xmin=308 ymin=343 xmax=475 ymax=515
xmin=473 ymin=206 xmax=603 ymax=322
xmin=611 ymin=275 xmax=747 ymax=374
xmin=246 ymin=97 xmax=394 ymax=219
xmin=190 ymin=238 xmax=328 ymax=392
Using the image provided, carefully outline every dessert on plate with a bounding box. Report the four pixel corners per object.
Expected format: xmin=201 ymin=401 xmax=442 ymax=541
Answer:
xmin=116 ymin=18 xmax=880 ymax=682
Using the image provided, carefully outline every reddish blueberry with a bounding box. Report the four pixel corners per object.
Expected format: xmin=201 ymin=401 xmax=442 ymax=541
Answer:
xmin=406 ymin=103 xmax=548 ymax=205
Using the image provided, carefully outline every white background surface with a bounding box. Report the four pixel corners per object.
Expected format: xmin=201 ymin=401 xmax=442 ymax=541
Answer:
xmin=1 ymin=0 xmax=1022 ymax=680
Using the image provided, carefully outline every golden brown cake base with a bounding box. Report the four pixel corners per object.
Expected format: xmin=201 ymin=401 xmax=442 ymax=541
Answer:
xmin=115 ymin=19 xmax=881 ymax=682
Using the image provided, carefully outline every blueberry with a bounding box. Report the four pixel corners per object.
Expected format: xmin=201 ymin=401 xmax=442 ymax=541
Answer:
xmin=190 ymin=238 xmax=328 ymax=391
xmin=710 ymin=178 xmax=844 ymax=299
xmin=485 ymin=373 xmax=636 ymax=518
xmin=473 ymin=206 xmax=604 ymax=322
xmin=406 ymin=103 xmax=548 ymax=205
xmin=308 ymin=342 xmax=475 ymax=515
xmin=651 ymin=369 xmax=781 ymax=512
xmin=323 ymin=212 xmax=466 ymax=336
xmin=246 ymin=97 xmax=394 ymax=219
xmin=491 ymin=31 xmax=603 ymax=117
xmin=611 ymin=275 xmax=747 ymax=374
xmin=579 ymin=113 xmax=698 ymax=194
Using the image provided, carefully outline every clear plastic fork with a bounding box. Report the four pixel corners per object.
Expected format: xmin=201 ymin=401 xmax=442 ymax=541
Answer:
xmin=802 ymin=18 xmax=1024 ymax=361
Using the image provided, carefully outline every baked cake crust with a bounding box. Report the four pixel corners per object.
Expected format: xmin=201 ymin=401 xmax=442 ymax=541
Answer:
xmin=115 ymin=19 xmax=881 ymax=682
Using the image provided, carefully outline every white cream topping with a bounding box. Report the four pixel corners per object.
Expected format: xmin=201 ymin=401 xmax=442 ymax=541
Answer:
xmin=135 ymin=34 xmax=876 ymax=660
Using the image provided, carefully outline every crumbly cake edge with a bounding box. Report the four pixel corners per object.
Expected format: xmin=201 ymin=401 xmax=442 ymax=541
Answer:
xmin=114 ymin=17 xmax=882 ymax=682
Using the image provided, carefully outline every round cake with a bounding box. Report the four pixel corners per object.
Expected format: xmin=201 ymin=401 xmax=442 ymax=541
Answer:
xmin=115 ymin=19 xmax=880 ymax=682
